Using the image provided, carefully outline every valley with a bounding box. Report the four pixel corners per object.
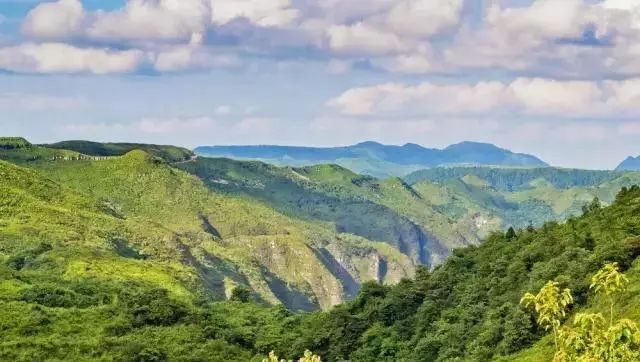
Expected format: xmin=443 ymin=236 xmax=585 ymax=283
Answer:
xmin=1 ymin=137 xmax=640 ymax=361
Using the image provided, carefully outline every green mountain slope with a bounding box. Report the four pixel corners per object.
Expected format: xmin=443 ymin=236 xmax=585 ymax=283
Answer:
xmin=0 ymin=145 xmax=415 ymax=312
xmin=176 ymin=158 xmax=482 ymax=267
xmin=2 ymin=139 xmax=640 ymax=360
xmin=406 ymin=166 xmax=640 ymax=231
xmin=260 ymin=186 xmax=640 ymax=361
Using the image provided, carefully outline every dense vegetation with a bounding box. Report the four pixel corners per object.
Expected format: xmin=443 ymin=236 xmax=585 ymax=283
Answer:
xmin=46 ymin=140 xmax=195 ymax=163
xmin=0 ymin=137 xmax=32 ymax=150
xmin=2 ymin=139 xmax=640 ymax=360
xmin=405 ymin=166 xmax=624 ymax=191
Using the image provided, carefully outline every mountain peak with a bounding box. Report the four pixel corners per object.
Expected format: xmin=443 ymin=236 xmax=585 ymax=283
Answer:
xmin=402 ymin=143 xmax=425 ymax=149
xmin=616 ymin=155 xmax=640 ymax=171
xmin=444 ymin=141 xmax=503 ymax=152
xmin=354 ymin=141 xmax=384 ymax=148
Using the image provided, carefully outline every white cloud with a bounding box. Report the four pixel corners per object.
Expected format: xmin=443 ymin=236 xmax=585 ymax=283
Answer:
xmin=603 ymin=0 xmax=640 ymax=10
xmin=211 ymin=0 xmax=299 ymax=27
xmin=0 ymin=43 xmax=145 ymax=74
xmin=328 ymin=81 xmax=507 ymax=116
xmin=328 ymin=78 xmax=640 ymax=118
xmin=11 ymin=0 xmax=640 ymax=77
xmin=152 ymin=45 xmax=239 ymax=72
xmin=88 ymin=0 xmax=211 ymax=42
xmin=325 ymin=0 xmax=463 ymax=56
xmin=21 ymin=0 xmax=85 ymax=39
xmin=383 ymin=0 xmax=464 ymax=38
xmin=508 ymin=78 xmax=603 ymax=115
xmin=371 ymin=53 xmax=438 ymax=74
xmin=327 ymin=23 xmax=418 ymax=55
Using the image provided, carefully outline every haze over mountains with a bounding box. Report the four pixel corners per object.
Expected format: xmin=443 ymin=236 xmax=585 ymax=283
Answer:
xmin=195 ymin=141 xmax=549 ymax=178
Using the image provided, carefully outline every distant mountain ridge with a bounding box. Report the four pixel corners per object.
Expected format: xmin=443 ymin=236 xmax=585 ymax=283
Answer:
xmin=194 ymin=141 xmax=548 ymax=178
xmin=617 ymin=155 xmax=640 ymax=171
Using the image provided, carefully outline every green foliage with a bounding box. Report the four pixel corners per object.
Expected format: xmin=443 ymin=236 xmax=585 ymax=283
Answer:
xmin=590 ymin=262 xmax=629 ymax=298
xmin=46 ymin=140 xmax=194 ymax=162
xmin=231 ymin=285 xmax=253 ymax=303
xmin=523 ymin=263 xmax=640 ymax=361
xmin=521 ymin=281 xmax=573 ymax=352
xmin=0 ymin=137 xmax=32 ymax=149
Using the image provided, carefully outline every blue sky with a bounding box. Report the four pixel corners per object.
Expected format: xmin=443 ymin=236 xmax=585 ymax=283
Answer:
xmin=1 ymin=0 xmax=640 ymax=169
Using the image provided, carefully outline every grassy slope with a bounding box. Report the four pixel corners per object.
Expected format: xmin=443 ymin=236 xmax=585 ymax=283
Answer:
xmin=1 ymin=148 xmax=414 ymax=311
xmin=0 ymin=159 xmax=215 ymax=360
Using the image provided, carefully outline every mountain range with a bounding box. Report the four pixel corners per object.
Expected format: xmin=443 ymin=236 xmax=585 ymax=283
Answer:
xmin=2 ymin=137 xmax=640 ymax=360
xmin=195 ymin=141 xmax=549 ymax=178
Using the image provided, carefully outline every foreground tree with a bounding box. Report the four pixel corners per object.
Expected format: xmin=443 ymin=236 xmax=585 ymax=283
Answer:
xmin=522 ymin=263 xmax=640 ymax=361
xmin=521 ymin=281 xmax=573 ymax=353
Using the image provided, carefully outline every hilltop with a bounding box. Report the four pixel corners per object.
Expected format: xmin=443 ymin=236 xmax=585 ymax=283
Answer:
xmin=0 ymin=137 xmax=32 ymax=149
xmin=617 ymin=155 xmax=640 ymax=171
xmin=45 ymin=140 xmax=195 ymax=163
xmin=194 ymin=141 xmax=548 ymax=178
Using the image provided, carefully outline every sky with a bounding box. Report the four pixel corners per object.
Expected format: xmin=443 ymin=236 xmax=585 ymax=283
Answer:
xmin=1 ymin=0 xmax=640 ymax=169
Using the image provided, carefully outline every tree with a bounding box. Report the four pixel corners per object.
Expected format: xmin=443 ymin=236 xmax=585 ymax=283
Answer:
xmin=590 ymin=262 xmax=629 ymax=328
xmin=582 ymin=197 xmax=602 ymax=215
xmin=521 ymin=281 xmax=573 ymax=353
xmin=523 ymin=263 xmax=640 ymax=362
xmin=506 ymin=227 xmax=517 ymax=241
xmin=230 ymin=285 xmax=252 ymax=303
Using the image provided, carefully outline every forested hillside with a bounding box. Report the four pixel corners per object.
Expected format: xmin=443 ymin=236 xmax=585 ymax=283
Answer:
xmin=2 ymin=138 xmax=640 ymax=360
xmin=257 ymin=186 xmax=640 ymax=361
